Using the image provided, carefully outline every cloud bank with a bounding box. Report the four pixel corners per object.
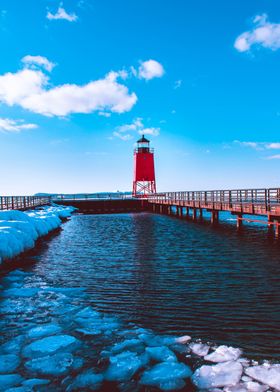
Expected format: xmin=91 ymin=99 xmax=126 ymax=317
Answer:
xmin=47 ymin=4 xmax=78 ymax=22
xmin=0 ymin=56 xmax=164 ymax=117
xmin=0 ymin=118 xmax=37 ymax=132
xmin=113 ymin=118 xmax=160 ymax=141
xmin=235 ymin=14 xmax=280 ymax=52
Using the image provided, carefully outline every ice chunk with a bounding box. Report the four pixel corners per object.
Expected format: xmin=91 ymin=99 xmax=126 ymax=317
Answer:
xmin=22 ymin=378 xmax=50 ymax=387
xmin=1 ymin=288 xmax=39 ymax=298
xmin=76 ymin=328 xmax=101 ymax=336
xmin=190 ymin=343 xmax=210 ymax=357
xmin=0 ymin=336 xmax=25 ymax=355
xmin=75 ymin=306 xmax=100 ymax=319
xmin=5 ymin=388 xmax=33 ymax=392
xmin=138 ymin=333 xmax=175 ymax=347
xmin=27 ymin=323 xmax=62 ymax=339
xmin=140 ymin=361 xmax=192 ymax=388
xmin=0 ymin=374 xmax=24 ymax=391
xmin=23 ymin=334 xmax=79 ymax=358
xmin=192 ymin=361 xmax=243 ymax=389
xmin=104 ymin=351 xmax=144 ymax=382
xmin=175 ymin=335 xmax=191 ymax=344
xmin=25 ymin=353 xmax=75 ymax=376
xmin=0 ymin=299 xmax=36 ymax=315
xmin=145 ymin=346 xmax=177 ymax=362
xmin=204 ymin=345 xmax=242 ymax=362
xmin=245 ymin=364 xmax=280 ymax=390
xmin=68 ymin=370 xmax=103 ymax=391
xmin=0 ymin=354 xmax=20 ymax=373
xmin=111 ymin=339 xmax=143 ymax=354
xmin=223 ymin=382 xmax=269 ymax=392
xmin=244 ymin=381 xmax=269 ymax=392
xmin=159 ymin=378 xmax=186 ymax=391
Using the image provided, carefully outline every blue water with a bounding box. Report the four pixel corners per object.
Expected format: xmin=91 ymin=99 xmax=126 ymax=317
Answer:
xmin=4 ymin=212 xmax=280 ymax=360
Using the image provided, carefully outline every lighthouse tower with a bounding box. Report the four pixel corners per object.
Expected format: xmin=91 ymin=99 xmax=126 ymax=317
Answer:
xmin=132 ymin=135 xmax=156 ymax=197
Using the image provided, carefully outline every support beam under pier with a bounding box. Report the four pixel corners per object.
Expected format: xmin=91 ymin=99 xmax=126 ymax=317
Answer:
xmin=211 ymin=210 xmax=219 ymax=225
xmin=237 ymin=215 xmax=243 ymax=229
xmin=193 ymin=208 xmax=197 ymax=221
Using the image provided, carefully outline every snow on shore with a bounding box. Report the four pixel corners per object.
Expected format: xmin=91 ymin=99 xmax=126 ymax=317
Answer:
xmin=0 ymin=205 xmax=75 ymax=264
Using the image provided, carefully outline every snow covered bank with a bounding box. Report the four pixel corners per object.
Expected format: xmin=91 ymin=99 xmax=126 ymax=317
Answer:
xmin=0 ymin=268 xmax=279 ymax=391
xmin=0 ymin=205 xmax=75 ymax=264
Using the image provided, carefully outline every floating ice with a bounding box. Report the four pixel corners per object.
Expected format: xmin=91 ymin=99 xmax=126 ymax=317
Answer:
xmin=22 ymin=378 xmax=50 ymax=387
xmin=192 ymin=360 xmax=243 ymax=389
xmin=1 ymin=288 xmax=39 ymax=298
xmin=27 ymin=323 xmax=62 ymax=339
xmin=145 ymin=346 xmax=177 ymax=362
xmin=190 ymin=342 xmax=210 ymax=357
xmin=75 ymin=328 xmax=102 ymax=336
xmin=204 ymin=345 xmax=242 ymax=363
xmin=25 ymin=353 xmax=76 ymax=376
xmin=0 ymin=354 xmax=20 ymax=374
xmin=75 ymin=306 xmax=100 ymax=319
xmin=175 ymin=335 xmax=191 ymax=344
xmin=23 ymin=334 xmax=79 ymax=358
xmin=68 ymin=370 xmax=103 ymax=391
xmin=0 ymin=336 xmax=25 ymax=355
xmin=223 ymin=381 xmax=269 ymax=392
xmin=111 ymin=338 xmax=143 ymax=354
xmin=104 ymin=351 xmax=144 ymax=382
xmin=0 ymin=205 xmax=75 ymax=263
xmin=245 ymin=364 xmax=280 ymax=390
xmin=0 ymin=374 xmax=24 ymax=391
xmin=0 ymin=299 xmax=36 ymax=315
xmin=138 ymin=333 xmax=176 ymax=347
xmin=5 ymin=387 xmax=33 ymax=392
xmin=140 ymin=361 xmax=192 ymax=389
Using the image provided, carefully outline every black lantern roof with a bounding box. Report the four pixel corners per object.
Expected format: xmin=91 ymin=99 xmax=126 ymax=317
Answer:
xmin=137 ymin=135 xmax=150 ymax=143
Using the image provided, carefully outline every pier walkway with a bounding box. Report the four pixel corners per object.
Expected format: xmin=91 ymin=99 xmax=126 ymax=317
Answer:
xmin=147 ymin=188 xmax=280 ymax=236
xmin=0 ymin=196 xmax=51 ymax=211
xmin=1 ymin=188 xmax=280 ymax=236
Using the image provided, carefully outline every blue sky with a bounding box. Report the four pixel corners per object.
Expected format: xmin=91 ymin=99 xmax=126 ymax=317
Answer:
xmin=0 ymin=0 xmax=280 ymax=195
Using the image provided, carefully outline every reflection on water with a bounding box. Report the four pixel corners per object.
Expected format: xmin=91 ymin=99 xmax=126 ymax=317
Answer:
xmin=12 ymin=212 xmax=280 ymax=360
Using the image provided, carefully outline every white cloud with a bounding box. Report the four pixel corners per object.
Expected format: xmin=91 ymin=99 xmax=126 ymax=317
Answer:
xmin=98 ymin=111 xmax=111 ymax=117
xmin=266 ymin=154 xmax=280 ymax=159
xmin=138 ymin=60 xmax=164 ymax=80
xmin=0 ymin=59 xmax=137 ymax=117
xmin=0 ymin=56 xmax=165 ymax=118
xmin=116 ymin=118 xmax=143 ymax=133
xmin=140 ymin=127 xmax=160 ymax=136
xmin=113 ymin=118 xmax=160 ymax=141
xmin=47 ymin=3 xmax=78 ymax=22
xmin=174 ymin=80 xmax=182 ymax=89
xmin=0 ymin=68 xmax=48 ymax=106
xmin=113 ymin=131 xmax=133 ymax=141
xmin=21 ymin=55 xmax=55 ymax=72
xmin=0 ymin=118 xmax=37 ymax=132
xmin=234 ymin=14 xmax=280 ymax=52
xmin=235 ymin=140 xmax=280 ymax=150
xmin=265 ymin=142 xmax=280 ymax=149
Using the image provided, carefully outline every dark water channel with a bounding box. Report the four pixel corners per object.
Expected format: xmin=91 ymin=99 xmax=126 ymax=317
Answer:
xmin=13 ymin=212 xmax=280 ymax=360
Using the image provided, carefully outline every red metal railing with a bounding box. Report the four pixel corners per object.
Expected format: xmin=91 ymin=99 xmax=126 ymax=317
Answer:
xmin=53 ymin=193 xmax=133 ymax=201
xmin=147 ymin=188 xmax=280 ymax=217
xmin=0 ymin=196 xmax=51 ymax=211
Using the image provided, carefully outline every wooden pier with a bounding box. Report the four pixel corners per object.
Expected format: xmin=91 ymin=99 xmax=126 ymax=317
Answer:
xmin=147 ymin=188 xmax=280 ymax=237
xmin=1 ymin=188 xmax=280 ymax=237
xmin=0 ymin=196 xmax=51 ymax=211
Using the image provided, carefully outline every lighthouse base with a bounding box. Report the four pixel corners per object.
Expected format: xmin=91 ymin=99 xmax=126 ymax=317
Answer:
xmin=132 ymin=180 xmax=156 ymax=198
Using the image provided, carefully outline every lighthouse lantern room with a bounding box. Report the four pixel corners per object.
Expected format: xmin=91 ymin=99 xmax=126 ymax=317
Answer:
xmin=132 ymin=135 xmax=156 ymax=197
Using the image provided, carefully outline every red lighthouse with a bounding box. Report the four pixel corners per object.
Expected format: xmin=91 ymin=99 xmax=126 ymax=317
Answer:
xmin=132 ymin=135 xmax=156 ymax=197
